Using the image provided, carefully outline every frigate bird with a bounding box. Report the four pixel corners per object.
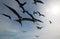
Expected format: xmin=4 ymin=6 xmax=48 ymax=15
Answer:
xmin=15 ymin=18 xmax=23 ymax=26
xmin=15 ymin=0 xmax=26 ymax=7
xmin=0 ymin=13 xmax=11 ymax=20
xmin=33 ymin=11 xmax=45 ymax=17
xmin=15 ymin=18 xmax=43 ymax=23
xmin=3 ymin=3 xmax=23 ymax=26
xmin=49 ymin=20 xmax=52 ymax=24
xmin=35 ymin=35 xmax=40 ymax=38
xmin=3 ymin=3 xmax=22 ymax=19
xmin=22 ymin=30 xmax=27 ymax=33
xmin=15 ymin=0 xmax=27 ymax=13
xmin=26 ymin=11 xmax=35 ymax=19
xmin=33 ymin=0 xmax=44 ymax=5
xmin=33 ymin=11 xmax=37 ymax=15
xmin=37 ymin=11 xmax=45 ymax=17
xmin=36 ymin=26 xmax=43 ymax=29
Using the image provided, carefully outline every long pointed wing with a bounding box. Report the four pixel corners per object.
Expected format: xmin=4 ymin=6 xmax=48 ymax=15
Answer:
xmin=37 ymin=1 xmax=44 ymax=4
xmin=0 ymin=13 xmax=11 ymax=20
xmin=22 ymin=18 xmax=43 ymax=23
xmin=3 ymin=3 xmax=22 ymax=18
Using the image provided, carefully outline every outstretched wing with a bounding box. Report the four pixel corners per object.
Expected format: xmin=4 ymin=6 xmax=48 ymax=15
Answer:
xmin=3 ymin=3 xmax=22 ymax=18
xmin=0 ymin=13 xmax=11 ymax=20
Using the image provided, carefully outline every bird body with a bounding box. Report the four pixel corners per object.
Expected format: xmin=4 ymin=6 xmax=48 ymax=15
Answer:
xmin=15 ymin=17 xmax=43 ymax=25
xmin=15 ymin=0 xmax=27 ymax=13
xmin=35 ymin=35 xmax=40 ymax=38
xmin=36 ymin=26 xmax=42 ymax=29
xmin=33 ymin=0 xmax=44 ymax=5
xmin=15 ymin=0 xmax=26 ymax=7
xmin=49 ymin=20 xmax=52 ymax=24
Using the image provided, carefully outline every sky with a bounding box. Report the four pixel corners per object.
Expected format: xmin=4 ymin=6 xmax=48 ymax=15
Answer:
xmin=0 ymin=0 xmax=60 ymax=39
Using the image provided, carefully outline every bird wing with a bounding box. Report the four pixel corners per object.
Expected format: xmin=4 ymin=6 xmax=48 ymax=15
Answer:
xmin=37 ymin=1 xmax=44 ymax=4
xmin=3 ymin=3 xmax=22 ymax=18
xmin=26 ymin=11 xmax=35 ymax=19
xmin=22 ymin=18 xmax=43 ymax=23
xmin=2 ymin=14 xmax=11 ymax=19
xmin=0 ymin=13 xmax=11 ymax=20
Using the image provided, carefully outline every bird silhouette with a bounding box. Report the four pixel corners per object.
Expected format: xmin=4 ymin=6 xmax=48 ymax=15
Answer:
xmin=33 ymin=11 xmax=37 ymax=15
xmin=15 ymin=0 xmax=26 ymax=7
xmin=36 ymin=26 xmax=42 ymax=29
xmin=3 ymin=3 xmax=23 ymax=26
xmin=22 ymin=30 xmax=27 ymax=33
xmin=33 ymin=0 xmax=44 ymax=5
xmin=49 ymin=20 xmax=52 ymax=24
xmin=35 ymin=35 xmax=40 ymax=38
xmin=0 ymin=13 xmax=11 ymax=20
xmin=15 ymin=18 xmax=43 ymax=24
xmin=15 ymin=18 xmax=23 ymax=26
xmin=33 ymin=11 xmax=45 ymax=17
xmin=3 ymin=3 xmax=22 ymax=19
xmin=15 ymin=0 xmax=27 ymax=13
xmin=26 ymin=11 xmax=35 ymax=19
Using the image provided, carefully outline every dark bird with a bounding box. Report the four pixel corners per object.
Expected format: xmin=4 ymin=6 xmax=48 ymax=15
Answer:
xmin=15 ymin=18 xmax=23 ymax=26
xmin=3 ymin=3 xmax=22 ymax=26
xmin=22 ymin=30 xmax=27 ymax=33
xmin=15 ymin=0 xmax=27 ymax=13
xmin=33 ymin=0 xmax=44 ymax=5
xmin=36 ymin=26 xmax=43 ymax=29
xmin=3 ymin=3 xmax=22 ymax=18
xmin=15 ymin=0 xmax=26 ymax=7
xmin=26 ymin=11 xmax=35 ymax=19
xmin=15 ymin=18 xmax=43 ymax=24
xmin=33 ymin=11 xmax=45 ymax=17
xmin=0 ymin=13 xmax=11 ymax=20
xmin=33 ymin=11 xmax=37 ymax=15
xmin=35 ymin=35 xmax=40 ymax=38
xmin=22 ymin=11 xmax=43 ymax=23
xmin=49 ymin=20 xmax=52 ymax=24
xmin=21 ymin=7 xmax=27 ymax=13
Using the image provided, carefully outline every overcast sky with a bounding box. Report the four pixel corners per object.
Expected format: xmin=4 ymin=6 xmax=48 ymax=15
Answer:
xmin=0 ymin=0 xmax=60 ymax=39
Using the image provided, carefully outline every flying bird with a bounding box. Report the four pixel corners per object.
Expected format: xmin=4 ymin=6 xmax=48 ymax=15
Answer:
xmin=21 ymin=7 xmax=27 ymax=13
xmin=15 ymin=0 xmax=27 ymax=13
xmin=22 ymin=11 xmax=43 ymax=23
xmin=22 ymin=30 xmax=27 ymax=33
xmin=35 ymin=35 xmax=40 ymax=38
xmin=3 ymin=3 xmax=22 ymax=19
xmin=33 ymin=11 xmax=45 ymax=17
xmin=33 ymin=11 xmax=37 ymax=15
xmin=36 ymin=26 xmax=43 ymax=29
xmin=3 ymin=3 xmax=23 ymax=26
xmin=37 ymin=11 xmax=45 ymax=17
xmin=33 ymin=0 xmax=44 ymax=5
xmin=15 ymin=0 xmax=26 ymax=7
xmin=49 ymin=20 xmax=52 ymax=24
xmin=15 ymin=18 xmax=23 ymax=26
xmin=15 ymin=18 xmax=43 ymax=24
xmin=26 ymin=11 xmax=35 ymax=19
xmin=0 ymin=13 xmax=11 ymax=20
